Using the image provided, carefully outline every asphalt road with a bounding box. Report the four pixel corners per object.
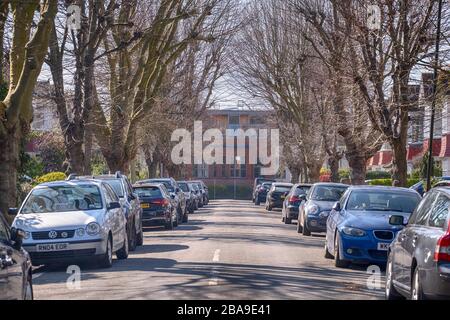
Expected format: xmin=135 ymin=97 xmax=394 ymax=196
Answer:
xmin=32 ymin=200 xmax=384 ymax=300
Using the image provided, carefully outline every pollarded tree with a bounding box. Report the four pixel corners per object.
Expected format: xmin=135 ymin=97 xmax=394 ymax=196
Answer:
xmin=0 ymin=0 xmax=57 ymax=219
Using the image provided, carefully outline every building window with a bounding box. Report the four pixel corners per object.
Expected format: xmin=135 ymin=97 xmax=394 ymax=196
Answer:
xmin=193 ymin=164 xmax=209 ymax=178
xmin=228 ymin=115 xmax=240 ymax=125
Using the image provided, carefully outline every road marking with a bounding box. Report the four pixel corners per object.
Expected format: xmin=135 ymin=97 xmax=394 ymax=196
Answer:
xmin=209 ymin=249 xmax=221 ymax=285
xmin=213 ymin=249 xmax=220 ymax=262
xmin=33 ymin=272 xmax=44 ymax=280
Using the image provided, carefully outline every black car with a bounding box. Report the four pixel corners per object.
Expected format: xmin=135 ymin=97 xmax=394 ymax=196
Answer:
xmin=297 ymin=182 xmax=349 ymax=236
xmin=386 ymin=187 xmax=450 ymax=300
xmin=281 ymin=183 xmax=312 ymax=224
xmin=254 ymin=182 xmax=273 ymax=205
xmin=133 ymin=183 xmax=177 ymax=230
xmin=69 ymin=172 xmax=143 ymax=251
xmin=137 ymin=178 xmax=187 ymax=224
xmin=253 ymin=178 xmax=276 ymax=202
xmin=265 ymin=183 xmax=293 ymax=211
xmin=178 ymin=181 xmax=196 ymax=214
xmin=0 ymin=214 xmax=33 ymax=300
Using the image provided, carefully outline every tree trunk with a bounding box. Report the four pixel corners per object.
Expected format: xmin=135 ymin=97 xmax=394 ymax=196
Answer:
xmin=307 ymin=162 xmax=321 ymax=183
xmin=0 ymin=125 xmax=21 ymax=223
xmin=328 ymin=156 xmax=340 ymax=183
xmin=346 ymin=152 xmax=366 ymax=185
xmin=391 ymin=136 xmax=408 ymax=187
xmin=289 ymin=167 xmax=300 ymax=183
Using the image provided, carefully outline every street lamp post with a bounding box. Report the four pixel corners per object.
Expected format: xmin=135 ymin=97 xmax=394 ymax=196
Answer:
xmin=426 ymin=0 xmax=443 ymax=191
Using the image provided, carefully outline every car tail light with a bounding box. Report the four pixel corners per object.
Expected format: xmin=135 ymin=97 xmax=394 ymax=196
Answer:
xmin=289 ymin=196 xmax=300 ymax=204
xmin=434 ymin=229 xmax=450 ymax=262
xmin=151 ymin=199 xmax=169 ymax=206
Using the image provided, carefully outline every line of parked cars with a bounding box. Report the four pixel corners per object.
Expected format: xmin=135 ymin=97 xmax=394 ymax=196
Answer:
xmin=253 ymin=178 xmax=450 ymax=300
xmin=0 ymin=173 xmax=209 ymax=300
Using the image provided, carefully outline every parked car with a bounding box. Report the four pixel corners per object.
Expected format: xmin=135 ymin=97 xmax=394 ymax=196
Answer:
xmin=133 ymin=183 xmax=177 ymax=230
xmin=69 ymin=172 xmax=143 ymax=251
xmin=253 ymin=178 xmax=276 ymax=202
xmin=386 ymin=187 xmax=450 ymax=300
xmin=281 ymin=184 xmax=312 ymax=224
xmin=265 ymin=183 xmax=293 ymax=211
xmin=325 ymin=186 xmax=421 ymax=268
xmin=297 ymin=183 xmax=349 ymax=236
xmin=0 ymin=214 xmax=33 ymax=300
xmin=432 ymin=180 xmax=450 ymax=188
xmin=178 ymin=181 xmax=196 ymax=214
xmin=11 ymin=180 xmax=129 ymax=268
xmin=189 ymin=182 xmax=203 ymax=208
xmin=137 ymin=178 xmax=187 ymax=224
xmin=410 ymin=181 xmax=425 ymax=196
xmin=254 ymin=182 xmax=273 ymax=205
xmin=192 ymin=180 xmax=209 ymax=205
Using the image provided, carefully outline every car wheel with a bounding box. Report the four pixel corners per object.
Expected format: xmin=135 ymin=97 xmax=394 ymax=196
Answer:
xmin=385 ymin=255 xmax=404 ymax=300
xmin=302 ymin=216 xmax=311 ymax=236
xmin=334 ymin=233 xmax=350 ymax=268
xmin=24 ymin=273 xmax=33 ymax=300
xmin=182 ymin=212 xmax=188 ymax=223
xmin=136 ymin=219 xmax=144 ymax=246
xmin=324 ymin=241 xmax=333 ymax=259
xmin=165 ymin=216 xmax=174 ymax=230
xmin=267 ymin=203 xmax=272 ymax=211
xmin=255 ymin=198 xmax=260 ymax=205
xmin=128 ymin=223 xmax=137 ymax=252
xmin=116 ymin=230 xmax=129 ymax=260
xmin=284 ymin=214 xmax=292 ymax=224
xmin=173 ymin=212 xmax=179 ymax=227
xmin=98 ymin=236 xmax=113 ymax=268
xmin=411 ymin=267 xmax=425 ymax=300
xmin=297 ymin=219 xmax=303 ymax=233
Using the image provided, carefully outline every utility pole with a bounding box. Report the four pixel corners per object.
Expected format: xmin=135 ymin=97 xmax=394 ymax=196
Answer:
xmin=426 ymin=0 xmax=443 ymax=191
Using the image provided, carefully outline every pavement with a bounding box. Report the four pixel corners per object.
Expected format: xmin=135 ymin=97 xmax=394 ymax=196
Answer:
xmin=32 ymin=200 xmax=384 ymax=300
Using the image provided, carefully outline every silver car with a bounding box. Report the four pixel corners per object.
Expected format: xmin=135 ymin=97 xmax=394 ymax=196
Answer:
xmin=11 ymin=180 xmax=129 ymax=268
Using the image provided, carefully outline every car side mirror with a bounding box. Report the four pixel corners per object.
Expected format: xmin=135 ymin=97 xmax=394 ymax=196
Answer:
xmin=107 ymin=202 xmax=121 ymax=210
xmin=128 ymin=193 xmax=136 ymax=201
xmin=332 ymin=202 xmax=341 ymax=212
xmin=389 ymin=215 xmax=406 ymax=226
xmin=8 ymin=208 xmax=18 ymax=216
xmin=299 ymin=194 xmax=306 ymax=201
xmin=10 ymin=227 xmax=25 ymax=250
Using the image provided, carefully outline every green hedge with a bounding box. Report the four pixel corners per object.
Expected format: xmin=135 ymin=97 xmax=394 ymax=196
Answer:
xmin=206 ymin=184 xmax=253 ymax=200
xmin=366 ymin=171 xmax=391 ymax=180
xmin=367 ymin=178 xmax=421 ymax=188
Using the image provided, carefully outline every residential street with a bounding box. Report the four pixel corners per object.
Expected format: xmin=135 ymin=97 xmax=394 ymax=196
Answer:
xmin=32 ymin=200 xmax=384 ymax=300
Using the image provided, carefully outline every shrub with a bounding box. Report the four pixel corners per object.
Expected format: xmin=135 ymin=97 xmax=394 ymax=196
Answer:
xmin=36 ymin=172 xmax=67 ymax=184
xmin=367 ymin=178 xmax=421 ymax=188
xmin=206 ymin=184 xmax=253 ymax=200
xmin=338 ymin=169 xmax=350 ymax=180
xmin=366 ymin=171 xmax=391 ymax=180
xmin=320 ymin=168 xmax=331 ymax=176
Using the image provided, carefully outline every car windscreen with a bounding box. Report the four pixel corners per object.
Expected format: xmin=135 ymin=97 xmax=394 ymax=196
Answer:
xmin=311 ymin=186 xmax=348 ymax=201
xmin=274 ymin=186 xmax=292 ymax=192
xmin=178 ymin=183 xmax=189 ymax=192
xmin=293 ymin=186 xmax=310 ymax=195
xmin=134 ymin=186 xmax=162 ymax=198
xmin=189 ymin=183 xmax=199 ymax=190
xmin=104 ymin=179 xmax=124 ymax=198
xmin=346 ymin=191 xmax=420 ymax=213
xmin=261 ymin=183 xmax=272 ymax=189
xmin=21 ymin=185 xmax=103 ymax=213
xmin=150 ymin=180 xmax=174 ymax=192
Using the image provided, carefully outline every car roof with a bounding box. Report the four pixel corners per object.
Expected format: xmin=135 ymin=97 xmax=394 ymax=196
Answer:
xmin=36 ymin=180 xmax=103 ymax=188
xmin=294 ymin=183 xmax=313 ymax=187
xmin=347 ymin=185 xmax=418 ymax=193
xmin=432 ymin=187 xmax=450 ymax=195
xmin=313 ymin=182 xmax=349 ymax=187
xmin=133 ymin=183 xmax=164 ymax=188
xmin=272 ymin=182 xmax=293 ymax=186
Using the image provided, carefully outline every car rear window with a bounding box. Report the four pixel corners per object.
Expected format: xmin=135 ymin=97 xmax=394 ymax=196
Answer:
xmin=274 ymin=186 xmax=292 ymax=192
xmin=149 ymin=180 xmax=174 ymax=192
xmin=178 ymin=183 xmax=189 ymax=192
xmin=104 ymin=179 xmax=124 ymax=198
xmin=294 ymin=186 xmax=310 ymax=195
xmin=134 ymin=187 xmax=162 ymax=198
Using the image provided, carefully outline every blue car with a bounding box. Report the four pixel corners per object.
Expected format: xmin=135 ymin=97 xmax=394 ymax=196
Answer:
xmin=325 ymin=186 xmax=421 ymax=268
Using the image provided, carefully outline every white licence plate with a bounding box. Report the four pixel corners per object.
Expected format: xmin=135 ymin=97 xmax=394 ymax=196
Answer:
xmin=377 ymin=242 xmax=390 ymax=251
xmin=36 ymin=243 xmax=69 ymax=252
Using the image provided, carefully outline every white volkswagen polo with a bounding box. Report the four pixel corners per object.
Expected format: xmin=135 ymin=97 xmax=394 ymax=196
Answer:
xmin=11 ymin=180 xmax=129 ymax=268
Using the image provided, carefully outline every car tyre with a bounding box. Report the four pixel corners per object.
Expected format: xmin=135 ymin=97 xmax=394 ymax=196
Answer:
xmin=297 ymin=219 xmax=303 ymax=233
xmin=116 ymin=231 xmax=129 ymax=260
xmin=411 ymin=267 xmax=425 ymax=300
xmin=385 ymin=255 xmax=404 ymax=300
xmin=182 ymin=212 xmax=188 ymax=223
xmin=324 ymin=242 xmax=333 ymax=259
xmin=24 ymin=273 xmax=33 ymax=300
xmin=129 ymin=223 xmax=137 ymax=252
xmin=136 ymin=219 xmax=144 ymax=246
xmin=165 ymin=217 xmax=174 ymax=230
xmin=334 ymin=233 xmax=350 ymax=268
xmin=302 ymin=216 xmax=311 ymax=236
xmin=255 ymin=198 xmax=260 ymax=205
xmin=98 ymin=236 xmax=113 ymax=268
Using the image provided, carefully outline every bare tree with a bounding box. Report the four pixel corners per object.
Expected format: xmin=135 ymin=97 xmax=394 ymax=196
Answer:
xmin=0 ymin=0 xmax=57 ymax=218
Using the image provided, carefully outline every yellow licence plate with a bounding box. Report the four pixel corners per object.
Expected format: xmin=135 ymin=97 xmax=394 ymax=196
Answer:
xmin=281 ymin=196 xmax=285 ymax=199
xmin=141 ymin=203 xmax=150 ymax=209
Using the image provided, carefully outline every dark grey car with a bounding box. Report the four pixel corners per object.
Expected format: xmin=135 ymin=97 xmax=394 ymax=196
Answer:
xmin=386 ymin=187 xmax=450 ymax=300
xmin=0 ymin=214 xmax=33 ymax=300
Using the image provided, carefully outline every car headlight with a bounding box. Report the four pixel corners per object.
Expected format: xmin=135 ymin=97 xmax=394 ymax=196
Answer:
xmin=306 ymin=204 xmax=319 ymax=215
xmin=23 ymin=231 xmax=30 ymax=240
xmin=342 ymin=227 xmax=366 ymax=237
xmin=86 ymin=222 xmax=100 ymax=236
xmin=76 ymin=228 xmax=85 ymax=237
